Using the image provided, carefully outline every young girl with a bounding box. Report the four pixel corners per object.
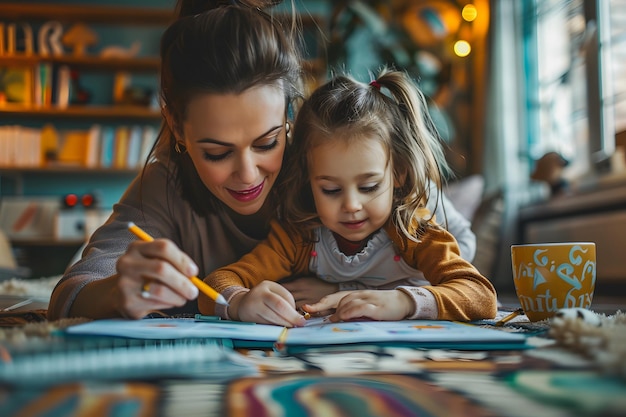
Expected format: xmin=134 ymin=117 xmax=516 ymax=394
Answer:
xmin=199 ymin=68 xmax=497 ymax=326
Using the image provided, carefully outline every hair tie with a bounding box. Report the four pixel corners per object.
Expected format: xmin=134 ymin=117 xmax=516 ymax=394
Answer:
xmin=370 ymin=80 xmax=381 ymax=90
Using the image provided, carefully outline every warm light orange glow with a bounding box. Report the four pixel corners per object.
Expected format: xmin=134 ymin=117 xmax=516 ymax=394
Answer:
xmin=454 ymin=40 xmax=471 ymax=57
xmin=462 ymin=4 xmax=478 ymax=22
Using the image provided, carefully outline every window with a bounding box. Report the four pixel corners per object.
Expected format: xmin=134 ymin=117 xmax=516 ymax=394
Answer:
xmin=527 ymin=0 xmax=626 ymax=180
xmin=599 ymin=0 xmax=626 ymax=154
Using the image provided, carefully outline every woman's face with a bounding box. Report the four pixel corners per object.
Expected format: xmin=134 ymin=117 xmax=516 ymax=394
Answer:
xmin=181 ymin=85 xmax=287 ymax=216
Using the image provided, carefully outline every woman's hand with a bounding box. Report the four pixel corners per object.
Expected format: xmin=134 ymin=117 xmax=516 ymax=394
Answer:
xmin=280 ymin=276 xmax=339 ymax=309
xmin=114 ymin=238 xmax=200 ymax=319
xmin=229 ymin=281 xmax=306 ymax=327
xmin=303 ymin=290 xmax=414 ymax=322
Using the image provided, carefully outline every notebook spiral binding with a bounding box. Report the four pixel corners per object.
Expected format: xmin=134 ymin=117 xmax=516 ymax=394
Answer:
xmin=0 ymin=336 xmax=257 ymax=386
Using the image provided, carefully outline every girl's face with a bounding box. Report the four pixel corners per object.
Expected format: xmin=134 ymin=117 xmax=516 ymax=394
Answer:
xmin=181 ymin=85 xmax=287 ymax=215
xmin=308 ymin=135 xmax=395 ymax=242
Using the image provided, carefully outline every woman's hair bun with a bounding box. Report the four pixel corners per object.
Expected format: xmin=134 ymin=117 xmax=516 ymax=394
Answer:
xmin=176 ymin=0 xmax=284 ymax=18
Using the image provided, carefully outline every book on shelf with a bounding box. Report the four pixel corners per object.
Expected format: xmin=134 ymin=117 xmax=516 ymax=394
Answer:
xmin=0 ymin=126 xmax=14 ymax=166
xmin=113 ymin=125 xmax=129 ymax=169
xmin=20 ymin=127 xmax=41 ymax=167
xmin=34 ymin=63 xmax=73 ymax=108
xmin=139 ymin=125 xmax=157 ymax=165
xmin=34 ymin=62 xmax=52 ymax=107
xmin=84 ymin=124 xmax=102 ymax=168
xmin=54 ymin=65 xmax=71 ymax=109
xmin=0 ymin=125 xmax=41 ymax=167
xmin=99 ymin=126 xmax=115 ymax=168
xmin=126 ymin=125 xmax=143 ymax=169
xmin=0 ymin=124 xmax=157 ymax=170
xmin=58 ymin=130 xmax=88 ymax=166
xmin=40 ymin=123 xmax=59 ymax=164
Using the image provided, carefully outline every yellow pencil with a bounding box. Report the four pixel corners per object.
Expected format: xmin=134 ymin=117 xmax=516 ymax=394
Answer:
xmin=495 ymin=308 xmax=524 ymax=327
xmin=127 ymin=222 xmax=229 ymax=306
xmin=274 ymin=326 xmax=289 ymax=353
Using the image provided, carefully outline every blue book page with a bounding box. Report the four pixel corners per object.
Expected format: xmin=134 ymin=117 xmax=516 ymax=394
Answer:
xmin=288 ymin=319 xmax=526 ymax=344
xmin=65 ymin=318 xmax=284 ymax=341
xmin=66 ymin=318 xmax=526 ymax=346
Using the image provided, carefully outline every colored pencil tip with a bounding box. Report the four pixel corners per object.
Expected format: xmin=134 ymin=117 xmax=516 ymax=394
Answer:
xmin=216 ymin=294 xmax=229 ymax=306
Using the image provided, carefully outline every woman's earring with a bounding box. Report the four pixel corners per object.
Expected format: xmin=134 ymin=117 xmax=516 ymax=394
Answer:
xmin=285 ymin=122 xmax=292 ymax=143
xmin=175 ymin=142 xmax=183 ymax=153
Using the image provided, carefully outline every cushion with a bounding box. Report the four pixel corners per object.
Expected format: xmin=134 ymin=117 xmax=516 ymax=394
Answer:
xmin=444 ymin=175 xmax=485 ymax=221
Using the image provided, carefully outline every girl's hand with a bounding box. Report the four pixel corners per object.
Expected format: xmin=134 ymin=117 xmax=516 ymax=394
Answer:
xmin=281 ymin=276 xmax=339 ymax=309
xmin=304 ymin=290 xmax=413 ymax=322
xmin=114 ymin=238 xmax=200 ymax=319
xmin=299 ymin=291 xmax=347 ymax=317
xmin=230 ymin=281 xmax=307 ymax=327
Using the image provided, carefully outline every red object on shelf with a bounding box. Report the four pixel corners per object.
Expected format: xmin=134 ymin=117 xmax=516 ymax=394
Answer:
xmin=81 ymin=194 xmax=94 ymax=207
xmin=63 ymin=193 xmax=79 ymax=208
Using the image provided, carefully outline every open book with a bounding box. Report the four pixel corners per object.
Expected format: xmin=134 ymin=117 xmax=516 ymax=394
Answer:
xmin=65 ymin=316 xmax=527 ymax=350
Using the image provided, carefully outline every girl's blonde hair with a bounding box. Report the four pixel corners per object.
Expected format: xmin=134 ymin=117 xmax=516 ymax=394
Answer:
xmin=279 ymin=67 xmax=449 ymax=242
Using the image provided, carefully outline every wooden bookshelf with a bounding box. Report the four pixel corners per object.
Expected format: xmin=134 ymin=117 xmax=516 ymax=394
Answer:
xmin=0 ymin=104 xmax=161 ymax=121
xmin=0 ymin=2 xmax=168 ymax=120
xmin=0 ymin=2 xmax=325 ymax=172
xmin=0 ymin=166 xmax=140 ymax=175
xmin=0 ymin=56 xmax=160 ymax=72
xmin=0 ymin=3 xmax=174 ymax=25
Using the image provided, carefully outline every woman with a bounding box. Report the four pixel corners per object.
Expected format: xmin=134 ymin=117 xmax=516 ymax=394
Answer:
xmin=48 ymin=0 xmax=475 ymax=321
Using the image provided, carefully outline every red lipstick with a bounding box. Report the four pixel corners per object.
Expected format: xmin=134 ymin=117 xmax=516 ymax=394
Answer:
xmin=228 ymin=180 xmax=265 ymax=202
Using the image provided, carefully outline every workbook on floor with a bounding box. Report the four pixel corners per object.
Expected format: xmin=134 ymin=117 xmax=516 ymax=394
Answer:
xmin=0 ymin=336 xmax=258 ymax=387
xmin=65 ymin=317 xmax=527 ymax=350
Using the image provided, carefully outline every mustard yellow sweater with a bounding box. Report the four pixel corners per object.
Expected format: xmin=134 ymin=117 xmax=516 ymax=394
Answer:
xmin=201 ymin=219 xmax=497 ymax=321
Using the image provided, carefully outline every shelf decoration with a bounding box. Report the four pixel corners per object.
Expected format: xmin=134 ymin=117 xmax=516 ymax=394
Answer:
xmin=41 ymin=123 xmax=60 ymax=163
xmin=0 ymin=22 xmax=33 ymax=56
xmin=38 ymin=21 xmax=63 ymax=57
xmin=0 ymin=67 xmax=32 ymax=104
xmin=62 ymin=23 xmax=98 ymax=56
xmin=69 ymin=68 xmax=91 ymax=105
xmin=101 ymin=41 xmax=141 ymax=59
